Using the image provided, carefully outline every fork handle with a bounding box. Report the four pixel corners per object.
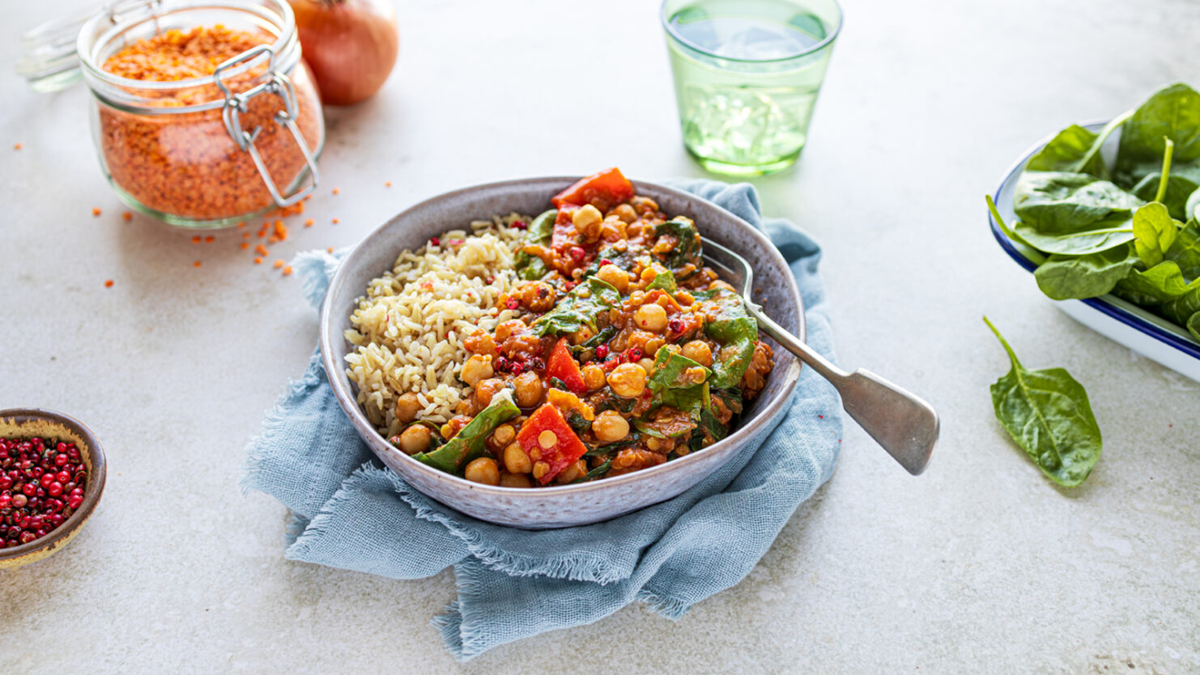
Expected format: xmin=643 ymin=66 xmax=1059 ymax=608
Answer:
xmin=750 ymin=307 xmax=939 ymax=476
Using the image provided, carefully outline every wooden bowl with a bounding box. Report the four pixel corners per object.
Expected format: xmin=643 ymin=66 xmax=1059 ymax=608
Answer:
xmin=0 ymin=409 xmax=107 ymax=569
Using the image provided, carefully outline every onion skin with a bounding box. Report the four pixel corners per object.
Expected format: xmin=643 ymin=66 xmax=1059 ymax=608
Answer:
xmin=289 ymin=0 xmax=399 ymax=106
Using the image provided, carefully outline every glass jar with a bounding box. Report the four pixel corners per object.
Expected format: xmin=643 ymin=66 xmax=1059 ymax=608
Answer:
xmin=76 ymin=0 xmax=324 ymax=228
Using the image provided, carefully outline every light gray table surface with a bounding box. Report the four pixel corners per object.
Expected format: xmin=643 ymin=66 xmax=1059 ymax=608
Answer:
xmin=2 ymin=0 xmax=1199 ymax=672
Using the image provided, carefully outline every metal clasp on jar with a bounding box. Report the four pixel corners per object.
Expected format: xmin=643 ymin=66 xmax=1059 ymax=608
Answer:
xmin=213 ymin=44 xmax=320 ymax=208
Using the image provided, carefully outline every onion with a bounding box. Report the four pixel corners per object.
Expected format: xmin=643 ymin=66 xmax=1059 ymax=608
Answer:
xmin=288 ymin=0 xmax=399 ymax=106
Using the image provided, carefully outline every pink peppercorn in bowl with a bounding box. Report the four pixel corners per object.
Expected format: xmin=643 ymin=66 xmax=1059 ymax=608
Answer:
xmin=0 ymin=409 xmax=107 ymax=569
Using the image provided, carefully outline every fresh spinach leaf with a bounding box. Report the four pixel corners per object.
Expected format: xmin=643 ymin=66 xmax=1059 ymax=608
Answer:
xmin=1033 ymin=245 xmax=1139 ymax=300
xmin=647 ymin=350 xmax=711 ymax=415
xmin=693 ymin=287 xmax=759 ymax=388
xmin=1166 ymin=217 xmax=1200 ymax=279
xmin=1112 ymin=261 xmax=1199 ymax=305
xmin=1132 ymin=202 xmax=1181 ymax=267
xmin=1160 ymin=285 xmax=1200 ymax=334
xmin=1189 ymin=313 xmax=1200 ymax=341
xmin=531 ymin=277 xmax=621 ymax=337
xmin=1012 ymin=172 xmax=1141 ymax=255
xmin=577 ymin=458 xmax=613 ymax=482
xmin=514 ymin=209 xmax=557 ymax=280
xmin=1115 ymin=83 xmax=1200 ymax=216
xmin=983 ymin=317 xmax=1102 ymax=487
xmin=412 ymin=390 xmax=520 ymax=474
xmin=1026 ymin=124 xmax=1109 ymax=177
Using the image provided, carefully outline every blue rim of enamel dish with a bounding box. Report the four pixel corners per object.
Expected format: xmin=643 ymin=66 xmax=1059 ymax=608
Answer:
xmin=988 ymin=122 xmax=1200 ymax=362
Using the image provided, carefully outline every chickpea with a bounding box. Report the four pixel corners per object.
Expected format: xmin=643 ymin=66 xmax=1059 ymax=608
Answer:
xmin=571 ymin=325 xmax=596 ymax=346
xmin=572 ymin=204 xmax=604 ymax=240
xmin=708 ymin=280 xmax=736 ymax=292
xmin=684 ymin=366 xmax=708 ymax=385
xmin=532 ymin=461 xmax=551 ymax=482
xmin=474 ymin=378 xmax=505 ymax=408
xmin=640 ymin=264 xmax=667 ymax=283
xmin=592 ymin=410 xmax=630 ymax=443
xmin=513 ymin=371 xmax=544 ymax=408
xmin=463 ymin=331 xmax=497 ymax=358
xmin=596 ymin=264 xmax=630 ymax=293
xmin=491 ymin=423 xmax=515 ymax=448
xmin=681 ymin=340 xmax=714 ymax=367
xmin=630 ymin=196 xmax=659 ymax=215
xmin=556 ymin=459 xmax=588 ymax=484
xmin=638 ymin=358 xmax=656 ymax=375
xmin=612 ymin=203 xmax=638 ymax=224
xmin=675 ymin=291 xmax=695 ymax=306
xmin=394 ymin=392 xmax=421 ymax=423
xmin=464 ymin=457 xmax=500 ymax=486
xmin=607 ymin=363 xmax=647 ymax=398
xmin=635 ymin=304 xmax=668 ymax=332
xmin=494 ymin=320 xmax=524 ymax=342
xmin=397 ymin=425 xmax=432 ymax=455
xmin=503 ymin=442 xmax=533 ymax=474
xmin=581 ymin=364 xmax=607 ymax=392
xmin=500 ymin=473 xmax=532 ymax=488
xmin=461 ymin=354 xmax=493 ymax=387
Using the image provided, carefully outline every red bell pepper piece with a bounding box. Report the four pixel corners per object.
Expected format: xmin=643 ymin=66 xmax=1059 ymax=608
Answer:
xmin=551 ymin=167 xmax=635 ymax=212
xmin=550 ymin=205 xmax=580 ymax=252
xmin=517 ymin=403 xmax=589 ymax=484
xmin=546 ymin=338 xmax=587 ymax=395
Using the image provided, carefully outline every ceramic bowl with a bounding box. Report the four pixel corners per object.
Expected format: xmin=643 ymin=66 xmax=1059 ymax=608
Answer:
xmin=989 ymin=121 xmax=1200 ymax=383
xmin=0 ymin=409 xmax=107 ymax=568
xmin=320 ymin=177 xmax=804 ymax=528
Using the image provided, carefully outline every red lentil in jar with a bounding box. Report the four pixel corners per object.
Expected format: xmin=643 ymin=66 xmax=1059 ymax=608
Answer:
xmin=79 ymin=0 xmax=324 ymax=227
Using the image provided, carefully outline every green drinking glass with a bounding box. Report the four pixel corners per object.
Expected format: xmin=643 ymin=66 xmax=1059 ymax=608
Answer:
xmin=661 ymin=0 xmax=843 ymax=176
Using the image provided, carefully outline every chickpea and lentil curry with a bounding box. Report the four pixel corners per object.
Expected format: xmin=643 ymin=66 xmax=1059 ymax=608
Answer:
xmin=382 ymin=168 xmax=775 ymax=488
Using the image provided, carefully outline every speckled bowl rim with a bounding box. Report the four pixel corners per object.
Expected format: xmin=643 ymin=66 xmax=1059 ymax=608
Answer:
xmin=319 ymin=177 xmax=804 ymax=501
xmin=0 ymin=409 xmax=107 ymax=564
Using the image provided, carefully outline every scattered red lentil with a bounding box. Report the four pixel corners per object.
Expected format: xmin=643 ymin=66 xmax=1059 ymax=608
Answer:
xmin=385 ymin=181 xmax=392 ymax=187
xmin=255 ymin=244 xmax=269 ymax=256
xmin=0 ymin=436 xmax=89 ymax=548
xmin=282 ymin=265 xmax=293 ymax=276
xmin=191 ymin=236 xmax=201 ymax=243
xmin=104 ymin=280 xmax=114 ymax=288
xmin=332 ymin=218 xmax=339 ymax=224
xmin=13 ymin=143 xmax=21 ymax=151
xmin=332 ymin=188 xmax=340 ymax=195
xmin=122 ymin=212 xmax=133 ymax=221
xmin=237 ymin=221 xmax=247 ymax=228
xmin=268 ymin=236 xmax=280 ymax=244
xmin=254 ymin=257 xmax=263 ymax=264
xmin=242 ymin=231 xmax=251 ymax=239
xmin=273 ymin=259 xmax=284 ymax=269
xmin=304 ymin=218 xmax=314 ymax=228
xmin=98 ymin=27 xmax=321 ymax=221
xmin=327 ymin=246 xmax=334 ymax=253
xmin=204 ymin=235 xmax=214 ymax=243
xmin=240 ymin=242 xmax=250 ymax=250
xmin=92 ymin=208 xmax=102 ymax=217
xmin=193 ymin=261 xmax=202 ymax=268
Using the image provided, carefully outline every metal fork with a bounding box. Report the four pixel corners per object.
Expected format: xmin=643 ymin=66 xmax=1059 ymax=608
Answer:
xmin=703 ymin=240 xmax=939 ymax=475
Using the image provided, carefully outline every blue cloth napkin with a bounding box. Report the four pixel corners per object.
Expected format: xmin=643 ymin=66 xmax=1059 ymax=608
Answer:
xmin=243 ymin=179 xmax=843 ymax=660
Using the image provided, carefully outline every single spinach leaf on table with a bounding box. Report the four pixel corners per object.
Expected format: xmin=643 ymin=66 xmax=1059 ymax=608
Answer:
xmin=983 ymin=317 xmax=1102 ymax=487
xmin=1033 ymin=245 xmax=1138 ymax=300
xmin=693 ymin=287 xmax=759 ymax=388
xmin=514 ymin=209 xmax=556 ymax=280
xmin=1115 ymin=83 xmax=1200 ymax=219
xmin=1132 ymin=202 xmax=1181 ymax=267
xmin=412 ymin=390 xmax=520 ymax=474
xmin=531 ymin=277 xmax=621 ymax=337
xmin=1012 ymin=172 xmax=1141 ymax=255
